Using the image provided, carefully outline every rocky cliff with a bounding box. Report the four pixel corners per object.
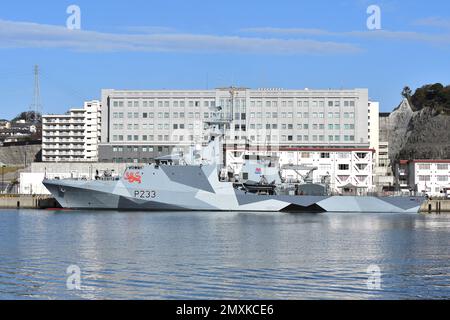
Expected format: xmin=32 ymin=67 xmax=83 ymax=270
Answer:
xmin=388 ymin=85 xmax=450 ymax=162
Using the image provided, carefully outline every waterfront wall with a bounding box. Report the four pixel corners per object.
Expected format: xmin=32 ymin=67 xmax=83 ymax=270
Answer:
xmin=0 ymin=195 xmax=59 ymax=209
xmin=0 ymin=145 xmax=41 ymax=166
xmin=420 ymin=200 xmax=450 ymax=213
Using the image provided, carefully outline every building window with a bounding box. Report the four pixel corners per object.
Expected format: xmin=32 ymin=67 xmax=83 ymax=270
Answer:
xmin=356 ymin=153 xmax=368 ymax=159
xmin=419 ymin=175 xmax=431 ymax=182
xmin=339 ymin=164 xmax=350 ymax=171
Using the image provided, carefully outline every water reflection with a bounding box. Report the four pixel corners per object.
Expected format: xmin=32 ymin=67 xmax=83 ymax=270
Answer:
xmin=0 ymin=210 xmax=449 ymax=299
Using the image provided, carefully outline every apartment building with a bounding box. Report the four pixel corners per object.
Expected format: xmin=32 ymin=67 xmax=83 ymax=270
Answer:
xmin=99 ymin=87 xmax=371 ymax=163
xmin=396 ymin=160 xmax=450 ymax=197
xmin=42 ymin=100 xmax=101 ymax=162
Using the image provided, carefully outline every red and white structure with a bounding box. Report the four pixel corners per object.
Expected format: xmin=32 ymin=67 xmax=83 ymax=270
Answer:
xmin=397 ymin=160 xmax=450 ymax=197
xmin=227 ymin=147 xmax=375 ymax=194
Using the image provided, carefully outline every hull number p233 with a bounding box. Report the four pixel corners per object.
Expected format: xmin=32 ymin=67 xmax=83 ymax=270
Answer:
xmin=134 ymin=190 xmax=157 ymax=199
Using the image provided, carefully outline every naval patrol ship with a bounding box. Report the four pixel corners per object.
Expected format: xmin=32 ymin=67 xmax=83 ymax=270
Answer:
xmin=43 ymin=114 xmax=425 ymax=213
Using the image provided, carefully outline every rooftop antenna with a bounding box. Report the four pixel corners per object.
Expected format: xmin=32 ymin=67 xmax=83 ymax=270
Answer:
xmin=29 ymin=65 xmax=42 ymax=123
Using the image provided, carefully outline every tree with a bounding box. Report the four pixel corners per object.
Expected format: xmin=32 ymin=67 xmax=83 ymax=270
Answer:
xmin=12 ymin=111 xmax=42 ymax=123
xmin=401 ymin=86 xmax=412 ymax=99
xmin=409 ymin=83 xmax=450 ymax=113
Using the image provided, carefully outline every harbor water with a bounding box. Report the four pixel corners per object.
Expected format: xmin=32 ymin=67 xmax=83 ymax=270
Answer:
xmin=0 ymin=209 xmax=449 ymax=300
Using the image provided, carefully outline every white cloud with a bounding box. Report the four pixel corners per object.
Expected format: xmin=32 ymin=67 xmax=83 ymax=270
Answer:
xmin=0 ymin=19 xmax=361 ymax=55
xmin=414 ymin=17 xmax=450 ymax=29
xmin=241 ymin=27 xmax=336 ymax=36
xmin=119 ymin=26 xmax=177 ymax=34
xmin=241 ymin=27 xmax=450 ymax=45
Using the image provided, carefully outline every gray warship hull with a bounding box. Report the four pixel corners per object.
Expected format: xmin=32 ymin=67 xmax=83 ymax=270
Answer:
xmin=43 ymin=164 xmax=425 ymax=213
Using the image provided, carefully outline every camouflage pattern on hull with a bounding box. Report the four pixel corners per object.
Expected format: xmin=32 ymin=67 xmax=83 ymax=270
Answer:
xmin=43 ymin=164 xmax=425 ymax=213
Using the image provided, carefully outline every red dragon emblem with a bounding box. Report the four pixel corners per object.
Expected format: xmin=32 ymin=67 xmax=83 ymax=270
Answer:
xmin=124 ymin=172 xmax=142 ymax=184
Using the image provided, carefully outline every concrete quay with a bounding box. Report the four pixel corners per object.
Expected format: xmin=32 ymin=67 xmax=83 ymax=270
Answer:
xmin=0 ymin=195 xmax=59 ymax=209
xmin=420 ymin=199 xmax=450 ymax=214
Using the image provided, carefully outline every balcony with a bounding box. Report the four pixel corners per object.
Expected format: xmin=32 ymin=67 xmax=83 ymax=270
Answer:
xmin=43 ymin=119 xmax=84 ymax=124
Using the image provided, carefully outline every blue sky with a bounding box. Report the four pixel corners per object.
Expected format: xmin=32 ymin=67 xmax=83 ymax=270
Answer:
xmin=1 ymin=0 xmax=450 ymax=119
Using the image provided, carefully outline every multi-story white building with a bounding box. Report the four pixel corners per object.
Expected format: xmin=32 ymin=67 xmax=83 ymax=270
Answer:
xmin=99 ymin=87 xmax=371 ymax=163
xmin=397 ymin=160 xmax=450 ymax=197
xmin=226 ymin=146 xmax=375 ymax=193
xmin=281 ymin=149 xmax=374 ymax=193
xmin=42 ymin=100 xmax=101 ymax=162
